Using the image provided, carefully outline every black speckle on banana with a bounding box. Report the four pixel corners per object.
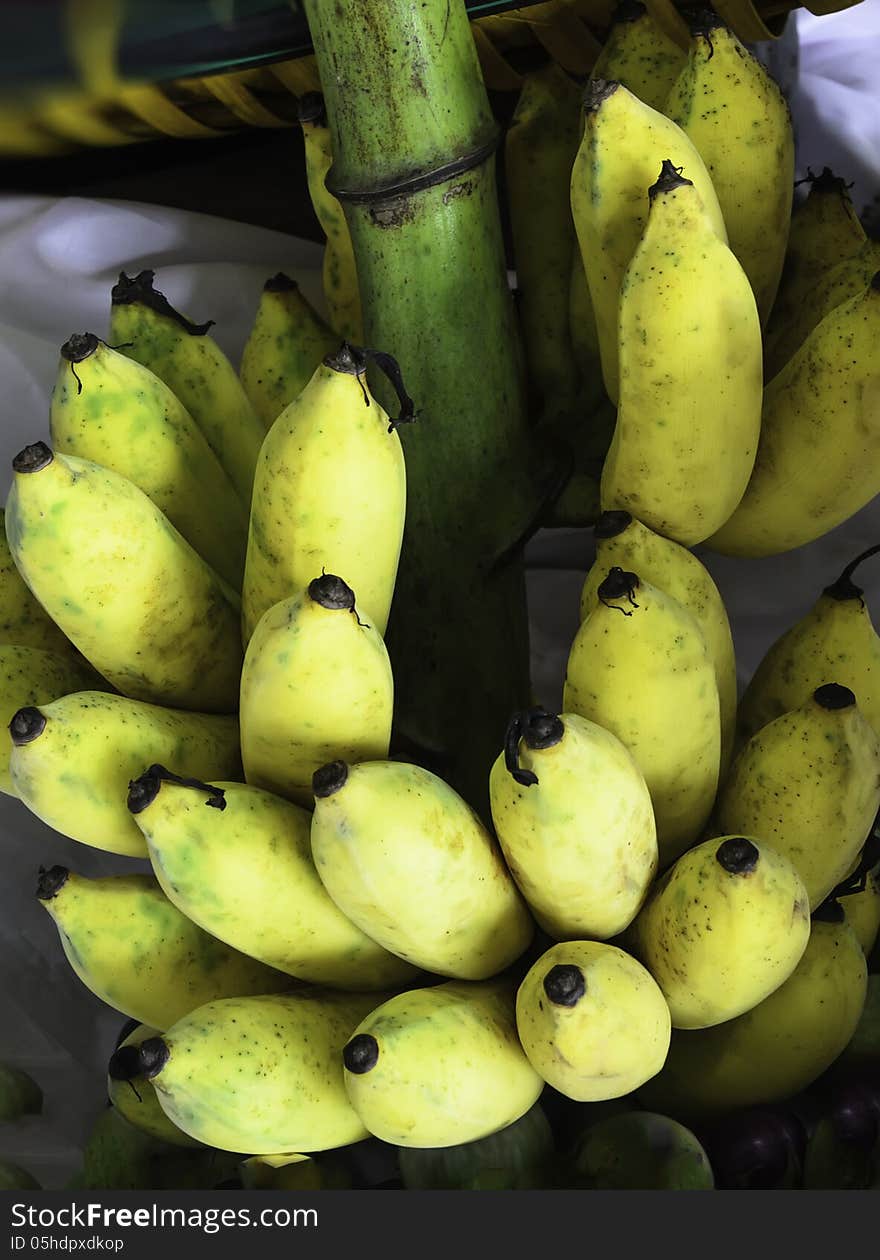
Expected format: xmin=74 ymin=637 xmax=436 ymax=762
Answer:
xmin=8 ymin=691 xmax=240 ymax=857
xmin=128 ymin=768 xmax=419 ymax=991
xmin=241 ymin=348 xmax=406 ymax=644
xmin=109 ymin=270 xmax=266 ymax=511
xmin=515 ymin=940 xmax=670 ymax=1102
xmin=50 ymin=335 xmax=248 ymax=591
xmin=563 ymin=567 xmax=720 ymax=869
xmin=239 ymin=273 xmax=338 ymax=431
xmin=627 ymin=834 xmax=811 ymax=1029
xmin=35 ymin=867 xmax=290 ymax=1029
xmin=489 ymin=708 xmax=657 ymax=939
xmin=107 ymin=1023 xmax=202 ymax=1148
xmin=579 ymin=511 xmax=738 ymax=776
xmin=310 ymin=759 xmax=534 ymax=980
xmin=136 ymin=989 xmax=385 ymax=1154
xmin=240 ymin=574 xmax=393 ymax=807
xmin=5 ymin=445 xmax=243 ymax=713
xmin=570 ymin=79 xmax=726 ymax=406
xmin=717 ymin=685 xmax=880 ymax=910
xmin=600 ymin=163 xmax=762 ymax=547
xmin=342 ymin=977 xmax=543 ymax=1148
xmin=663 ymin=13 xmax=794 ymax=327
xmin=706 ymin=274 xmax=880 ymax=558
xmin=590 ymin=1 xmax=686 ymax=112
xmin=0 ymin=508 xmax=80 ymax=658
xmin=638 ymin=915 xmax=867 ymax=1120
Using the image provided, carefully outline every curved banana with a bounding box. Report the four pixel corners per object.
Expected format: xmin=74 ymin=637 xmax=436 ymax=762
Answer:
xmin=310 ymin=758 xmax=534 ymax=980
xmin=107 ymin=1024 xmax=202 ymax=1148
xmin=600 ymin=161 xmax=762 ymax=547
xmin=342 ymin=978 xmax=543 ymax=1148
xmin=663 ymin=11 xmax=794 ymax=326
xmin=8 ymin=691 xmax=241 ymax=857
xmin=579 ymin=511 xmax=737 ymax=775
xmin=240 ymin=574 xmax=393 ymax=807
xmin=298 ymin=93 xmax=363 ymax=345
xmin=0 ymin=509 xmax=78 ymax=657
xmin=50 ymin=333 xmax=247 ymax=590
xmin=241 ymin=344 xmax=407 ymax=643
xmin=570 ymin=78 xmax=726 ymax=405
xmin=128 ymin=766 xmax=419 ymax=990
xmin=239 ymin=272 xmax=337 ymax=430
xmin=638 ymin=908 xmax=867 ymax=1120
xmin=841 ymin=866 xmax=880 ymax=957
xmin=109 ymin=269 xmax=265 ymax=510
xmin=5 ymin=443 xmax=242 ymax=712
xmin=706 ymin=273 xmax=880 ymax=558
xmin=515 ymin=940 xmax=670 ymax=1101
xmin=716 ymin=684 xmax=880 ymax=910
xmin=489 ymin=707 xmax=657 ymax=939
xmin=563 ymin=565 xmax=720 ymax=869
xmin=627 ymin=834 xmax=811 ymax=1029
xmin=590 ymin=0 xmax=686 ymax=111
xmin=35 ymin=866 xmax=288 ymax=1029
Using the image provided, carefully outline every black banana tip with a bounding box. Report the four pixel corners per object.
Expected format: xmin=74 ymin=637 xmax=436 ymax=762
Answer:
xmin=716 ymin=837 xmax=759 ymax=875
xmin=312 ymin=760 xmax=349 ymax=798
xmin=308 ymin=573 xmax=356 ymax=612
xmin=137 ymin=1037 xmax=170 ymax=1080
xmin=127 ymin=768 xmax=163 ymax=815
xmin=264 ymin=272 xmax=298 ymax=293
xmin=36 ymin=864 xmax=68 ymax=901
xmin=813 ymin=683 xmax=856 ymax=711
xmin=522 ymin=710 xmax=564 ymax=751
xmin=585 ymin=78 xmax=619 ymax=112
xmin=649 ymin=160 xmax=693 ymax=201
xmin=597 ymin=565 xmax=640 ymax=611
xmin=297 ymin=91 xmax=326 ymax=125
xmin=12 ymin=442 xmax=53 ymax=474
xmin=110 ymin=269 xmax=214 ymax=336
xmin=9 ymin=706 xmax=47 ymax=746
xmin=687 ymin=6 xmax=725 ymax=35
xmin=107 ymin=1044 xmax=142 ymax=1082
xmin=323 ymin=341 xmax=366 ymax=376
xmin=594 ymin=510 xmax=633 ymax=540
xmin=543 ymin=964 xmax=586 ymax=1007
xmin=343 ymin=1034 xmax=379 ymax=1074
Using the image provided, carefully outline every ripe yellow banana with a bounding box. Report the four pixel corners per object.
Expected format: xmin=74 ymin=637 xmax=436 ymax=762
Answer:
xmin=638 ymin=908 xmax=867 ymax=1119
xmin=663 ymin=11 xmax=794 ymax=326
xmin=8 ymin=691 xmax=241 ymax=857
xmin=241 ymin=345 xmax=407 ymax=643
xmin=600 ymin=161 xmax=762 ymax=547
xmin=239 ymin=272 xmax=337 ymax=430
xmin=240 ymin=574 xmax=393 ymax=807
xmin=563 ymin=565 xmax=720 ymax=868
xmin=0 ymin=509 xmax=78 ymax=657
xmin=706 ymin=274 xmax=880 ymax=557
xmin=736 ymin=543 xmax=880 ymax=745
xmin=107 ymin=1024 xmax=202 ymax=1148
xmin=590 ymin=0 xmax=686 ymax=111
xmin=36 ymin=866 xmax=288 ymax=1029
xmin=298 ymin=93 xmax=363 ymax=345
xmin=109 ymin=269 xmax=265 ymax=510
xmin=579 ymin=511 xmax=738 ymax=775
xmin=627 ymin=834 xmax=811 ymax=1029
xmin=342 ymin=977 xmax=543 ymax=1148
xmin=127 ymin=990 xmax=383 ymax=1153
xmin=128 ymin=766 xmax=418 ymax=990
xmin=716 ymin=684 xmax=880 ymax=910
xmin=310 ymin=759 xmax=534 ymax=980
xmin=50 ymin=333 xmax=247 ymax=590
xmin=489 ymin=707 xmax=657 ymax=939
xmin=515 ymin=940 xmax=670 ymax=1102
xmin=5 ymin=444 xmax=242 ymax=712
xmin=570 ymin=79 xmax=726 ymax=405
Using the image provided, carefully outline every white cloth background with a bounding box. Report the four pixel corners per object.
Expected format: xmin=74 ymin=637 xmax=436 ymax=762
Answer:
xmin=1 ymin=2 xmax=879 ymax=1187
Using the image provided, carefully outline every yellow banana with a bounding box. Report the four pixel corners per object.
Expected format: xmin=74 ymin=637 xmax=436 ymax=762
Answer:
xmin=579 ymin=511 xmax=737 ymax=776
xmin=241 ymin=345 xmax=407 ymax=643
xmin=298 ymin=93 xmax=363 ymax=345
xmin=590 ymin=0 xmax=686 ymax=111
xmin=716 ymin=684 xmax=880 ymax=910
xmin=663 ymin=11 xmax=794 ymax=326
xmin=240 ymin=574 xmax=393 ymax=807
xmin=50 ymin=333 xmax=247 ymax=590
xmin=342 ymin=977 xmax=543 ymax=1148
xmin=488 ymin=707 xmax=657 ymax=939
xmin=515 ymin=940 xmax=670 ymax=1102
xmin=706 ymin=274 xmax=880 ymax=557
xmin=36 ymin=866 xmax=288 ymax=1029
xmin=600 ymin=161 xmax=762 ymax=546
xmin=107 ymin=1024 xmax=202 ymax=1148
xmin=841 ymin=867 xmax=880 ymax=957
xmin=570 ymin=78 xmax=726 ymax=405
xmin=126 ymin=990 xmax=384 ymax=1153
xmin=127 ymin=766 xmax=418 ymax=990
xmin=563 ymin=566 xmax=720 ymax=869
xmin=8 ymin=691 xmax=241 ymax=858
xmin=239 ymin=272 xmax=337 ymax=430
xmin=638 ymin=908 xmax=867 ymax=1119
xmin=0 ymin=509 xmax=78 ymax=657
xmin=5 ymin=444 xmax=242 ymax=712
xmin=627 ymin=834 xmax=811 ymax=1029
xmin=310 ymin=758 xmax=534 ymax=980
xmin=109 ymin=269 xmax=265 ymax=510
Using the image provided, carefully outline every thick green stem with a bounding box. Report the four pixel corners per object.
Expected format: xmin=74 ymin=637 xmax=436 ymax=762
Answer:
xmin=302 ymin=0 xmax=561 ymax=814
